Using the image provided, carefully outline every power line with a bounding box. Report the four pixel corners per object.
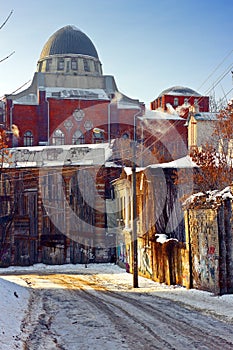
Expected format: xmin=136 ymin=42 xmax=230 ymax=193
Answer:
xmin=197 ymin=49 xmax=233 ymax=91
xmin=0 ymin=51 xmax=15 ymax=64
xmin=203 ymin=61 xmax=233 ymax=96
xmin=0 ymin=10 xmax=13 ymax=31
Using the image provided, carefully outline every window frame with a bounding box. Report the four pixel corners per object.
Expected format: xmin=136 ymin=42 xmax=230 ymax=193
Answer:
xmin=57 ymin=58 xmax=65 ymax=71
xmin=23 ymin=130 xmax=34 ymax=146
xmin=52 ymin=129 xmax=65 ymax=145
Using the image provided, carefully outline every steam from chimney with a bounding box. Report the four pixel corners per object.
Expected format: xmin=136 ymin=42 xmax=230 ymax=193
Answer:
xmin=11 ymin=124 xmax=19 ymax=138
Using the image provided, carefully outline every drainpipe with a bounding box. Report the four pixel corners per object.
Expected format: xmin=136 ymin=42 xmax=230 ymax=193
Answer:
xmin=133 ymin=107 xmax=142 ymax=142
xmin=9 ymin=102 xmax=14 ymax=147
xmin=10 ymin=103 xmax=13 ymax=129
xmin=132 ymin=106 xmax=142 ymax=288
xmin=108 ymin=101 xmax=111 ymax=144
xmin=186 ymin=209 xmax=193 ymax=289
xmin=46 ymin=97 xmax=50 ymax=145
xmin=132 ymin=150 xmax=138 ymax=288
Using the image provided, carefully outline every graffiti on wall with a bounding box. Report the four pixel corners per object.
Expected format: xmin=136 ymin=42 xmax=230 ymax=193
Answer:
xmin=139 ymin=247 xmax=152 ymax=276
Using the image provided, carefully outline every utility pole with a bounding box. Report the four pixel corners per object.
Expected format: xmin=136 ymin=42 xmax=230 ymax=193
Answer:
xmin=132 ymin=140 xmax=138 ymax=288
xmin=132 ymin=108 xmax=141 ymax=288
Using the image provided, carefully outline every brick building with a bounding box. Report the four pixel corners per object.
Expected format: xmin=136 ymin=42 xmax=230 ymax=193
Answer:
xmin=150 ymin=86 xmax=209 ymax=119
xmin=1 ymin=25 xmax=144 ymax=147
xmin=0 ymin=144 xmax=121 ymax=266
xmin=136 ymin=109 xmax=188 ymax=164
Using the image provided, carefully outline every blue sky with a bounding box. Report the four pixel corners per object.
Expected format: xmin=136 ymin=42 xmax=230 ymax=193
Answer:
xmin=1 ymin=0 xmax=233 ymax=107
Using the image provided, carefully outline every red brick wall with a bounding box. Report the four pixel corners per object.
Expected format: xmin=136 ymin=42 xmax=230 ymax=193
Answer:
xmin=151 ymin=94 xmax=209 ymax=115
xmin=6 ymin=95 xmax=141 ymax=146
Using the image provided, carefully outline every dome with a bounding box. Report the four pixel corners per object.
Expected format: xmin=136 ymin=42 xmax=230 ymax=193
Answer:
xmin=39 ymin=25 xmax=99 ymax=59
xmin=37 ymin=25 xmax=102 ymax=76
xmin=158 ymin=86 xmax=201 ymax=97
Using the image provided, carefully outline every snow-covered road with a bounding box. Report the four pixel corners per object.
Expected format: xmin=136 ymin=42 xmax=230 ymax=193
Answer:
xmin=1 ymin=263 xmax=233 ymax=349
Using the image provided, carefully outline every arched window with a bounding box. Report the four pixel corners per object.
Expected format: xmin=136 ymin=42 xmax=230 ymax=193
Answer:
xmin=122 ymin=132 xmax=129 ymax=139
xmin=23 ymin=131 xmax=33 ymax=146
xmin=92 ymin=129 xmax=104 ymax=144
xmin=52 ymin=129 xmax=65 ymax=145
xmin=72 ymin=130 xmax=84 ymax=144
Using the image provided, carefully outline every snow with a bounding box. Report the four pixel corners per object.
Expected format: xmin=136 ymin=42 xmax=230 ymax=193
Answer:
xmin=155 ymin=233 xmax=168 ymax=243
xmin=0 ymin=276 xmax=30 ymax=349
xmin=155 ymin=233 xmax=178 ymax=244
xmin=13 ymin=88 xmax=109 ymax=104
xmin=0 ymin=263 xmax=233 ymax=349
xmin=183 ymin=185 xmax=233 ymax=208
xmin=5 ymin=142 xmax=113 ymax=168
xmin=147 ymin=155 xmax=197 ymax=169
xmin=123 ymin=166 xmax=145 ymax=175
xmin=193 ymin=112 xmax=218 ymax=121
xmin=158 ymin=86 xmax=201 ymax=97
xmin=45 ymin=87 xmax=109 ymax=100
xmin=139 ymin=108 xmax=184 ymax=120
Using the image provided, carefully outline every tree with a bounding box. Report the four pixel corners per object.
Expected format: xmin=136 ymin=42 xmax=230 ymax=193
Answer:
xmin=173 ymin=101 xmax=233 ymax=195
xmin=0 ymin=10 xmax=15 ymax=64
xmin=0 ymin=130 xmax=10 ymax=165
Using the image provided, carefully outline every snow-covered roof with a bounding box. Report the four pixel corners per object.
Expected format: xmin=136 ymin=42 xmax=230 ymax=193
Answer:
xmin=146 ymin=156 xmax=197 ymax=169
xmin=4 ymin=142 xmax=113 ymax=168
xmin=139 ymin=109 xmax=184 ymax=121
xmin=193 ymin=112 xmax=218 ymax=121
xmin=45 ymin=87 xmax=109 ymax=100
xmin=158 ymin=86 xmax=201 ymax=98
xmin=123 ymin=166 xmax=145 ymax=176
xmin=183 ymin=186 xmax=233 ymax=209
xmin=112 ymin=91 xmax=141 ymax=110
xmin=13 ymin=88 xmax=109 ymax=105
xmin=13 ymin=93 xmax=38 ymax=105
xmin=121 ymin=156 xmax=196 ymax=175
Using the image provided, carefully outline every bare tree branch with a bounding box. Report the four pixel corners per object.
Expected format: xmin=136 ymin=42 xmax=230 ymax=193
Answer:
xmin=0 ymin=10 xmax=13 ymax=30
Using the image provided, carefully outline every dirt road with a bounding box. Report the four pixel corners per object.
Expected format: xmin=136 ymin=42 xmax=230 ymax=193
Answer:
xmin=10 ymin=269 xmax=233 ymax=350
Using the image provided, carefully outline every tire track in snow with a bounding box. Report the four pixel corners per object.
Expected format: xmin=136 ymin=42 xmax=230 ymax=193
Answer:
xmin=18 ymin=273 xmax=233 ymax=350
xmin=64 ymin=274 xmax=233 ymax=350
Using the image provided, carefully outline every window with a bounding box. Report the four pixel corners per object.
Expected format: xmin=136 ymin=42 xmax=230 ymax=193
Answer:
xmin=94 ymin=61 xmax=99 ymax=73
xmin=174 ymin=97 xmax=179 ymax=106
xmin=0 ymin=174 xmax=11 ymax=217
xmin=122 ymin=133 xmax=129 ymax=139
xmin=38 ymin=62 xmax=43 ymax=72
xmin=71 ymin=58 xmax=78 ymax=70
xmin=24 ymin=131 xmax=33 ymax=146
xmin=0 ymin=174 xmax=10 ymax=196
xmin=52 ymin=129 xmax=65 ymax=145
xmin=83 ymin=58 xmax=90 ymax=72
xmin=57 ymin=58 xmax=64 ymax=70
xmin=93 ymin=130 xmax=104 ymax=144
xmin=72 ymin=129 xmax=84 ymax=144
xmin=46 ymin=59 xmax=52 ymax=72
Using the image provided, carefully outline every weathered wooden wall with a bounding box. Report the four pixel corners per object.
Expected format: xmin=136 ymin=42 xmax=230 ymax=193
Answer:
xmin=0 ymin=166 xmax=121 ymax=267
xmin=137 ymin=237 xmax=190 ymax=287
